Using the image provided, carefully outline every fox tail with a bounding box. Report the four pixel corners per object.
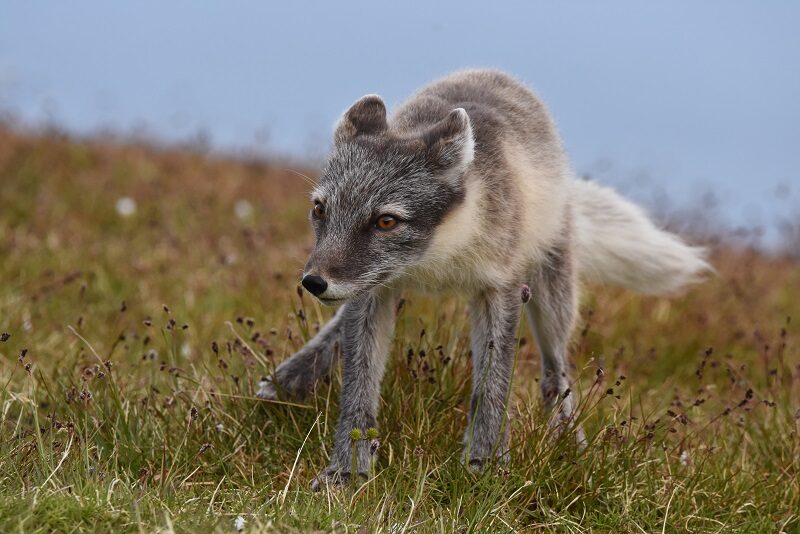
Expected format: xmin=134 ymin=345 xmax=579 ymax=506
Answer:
xmin=572 ymin=179 xmax=711 ymax=295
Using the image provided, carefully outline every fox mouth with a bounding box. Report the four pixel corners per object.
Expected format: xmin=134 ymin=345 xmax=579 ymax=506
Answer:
xmin=304 ymin=275 xmax=393 ymax=305
xmin=318 ymin=296 xmax=347 ymax=305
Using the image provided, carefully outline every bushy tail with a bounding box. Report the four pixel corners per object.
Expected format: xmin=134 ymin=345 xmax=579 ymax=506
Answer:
xmin=572 ymin=180 xmax=711 ymax=295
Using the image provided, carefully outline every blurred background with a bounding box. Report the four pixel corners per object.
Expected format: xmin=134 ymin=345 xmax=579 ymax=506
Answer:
xmin=1 ymin=1 xmax=799 ymax=247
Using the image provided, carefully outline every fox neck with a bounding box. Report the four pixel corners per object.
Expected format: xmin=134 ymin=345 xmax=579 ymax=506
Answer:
xmin=400 ymin=176 xmax=497 ymax=291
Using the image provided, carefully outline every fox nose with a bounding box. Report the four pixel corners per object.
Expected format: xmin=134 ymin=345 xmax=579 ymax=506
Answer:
xmin=301 ymin=274 xmax=328 ymax=297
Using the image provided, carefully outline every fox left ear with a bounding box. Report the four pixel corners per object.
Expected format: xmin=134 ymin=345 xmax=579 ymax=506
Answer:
xmin=334 ymin=94 xmax=388 ymax=144
xmin=422 ymin=108 xmax=475 ymax=185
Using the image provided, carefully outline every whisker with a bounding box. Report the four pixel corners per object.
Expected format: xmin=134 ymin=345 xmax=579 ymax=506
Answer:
xmin=283 ymin=167 xmax=318 ymax=187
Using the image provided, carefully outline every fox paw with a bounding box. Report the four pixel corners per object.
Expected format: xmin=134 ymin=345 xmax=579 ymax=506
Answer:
xmin=255 ymin=376 xmax=277 ymax=400
xmin=310 ymin=468 xmax=367 ymax=491
xmin=466 ymin=458 xmax=485 ymax=473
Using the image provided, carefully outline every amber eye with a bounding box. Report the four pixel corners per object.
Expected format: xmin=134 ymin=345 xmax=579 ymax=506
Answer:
xmin=312 ymin=202 xmax=325 ymax=219
xmin=375 ymin=215 xmax=398 ymax=231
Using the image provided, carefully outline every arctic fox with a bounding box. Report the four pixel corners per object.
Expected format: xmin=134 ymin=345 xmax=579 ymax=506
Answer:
xmin=257 ymin=69 xmax=709 ymax=489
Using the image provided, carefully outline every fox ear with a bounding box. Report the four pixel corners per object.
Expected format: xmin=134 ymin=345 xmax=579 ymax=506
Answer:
xmin=422 ymin=108 xmax=475 ymax=182
xmin=334 ymin=94 xmax=388 ymax=143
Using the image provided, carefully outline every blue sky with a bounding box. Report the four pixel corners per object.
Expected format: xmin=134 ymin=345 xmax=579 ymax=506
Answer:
xmin=1 ymin=2 xmax=798 ymax=239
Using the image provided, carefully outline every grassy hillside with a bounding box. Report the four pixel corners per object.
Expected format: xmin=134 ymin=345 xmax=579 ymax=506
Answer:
xmin=1 ymin=126 xmax=798 ymax=532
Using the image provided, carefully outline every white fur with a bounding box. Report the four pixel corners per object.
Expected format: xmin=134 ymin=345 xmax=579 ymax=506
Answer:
xmin=408 ymin=176 xmax=488 ymax=290
xmin=419 ymin=178 xmax=482 ymax=262
xmin=572 ymin=179 xmax=711 ymax=294
xmin=451 ymin=108 xmax=475 ymax=170
xmin=502 ymin=139 xmax=568 ymax=258
xmin=438 ymin=108 xmax=476 ymax=189
xmin=410 ymin=138 xmax=570 ymax=291
xmin=407 ymin=148 xmax=708 ymax=298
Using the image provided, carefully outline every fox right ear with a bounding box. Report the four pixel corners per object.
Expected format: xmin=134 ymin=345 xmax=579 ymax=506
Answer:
xmin=421 ymin=108 xmax=475 ymax=184
xmin=334 ymin=95 xmax=388 ymax=143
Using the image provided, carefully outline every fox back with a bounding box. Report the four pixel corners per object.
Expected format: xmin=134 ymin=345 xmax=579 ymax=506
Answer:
xmin=304 ymin=69 xmax=708 ymax=303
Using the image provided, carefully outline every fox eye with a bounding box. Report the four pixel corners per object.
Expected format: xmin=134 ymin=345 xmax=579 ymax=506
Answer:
xmin=312 ymin=202 xmax=325 ymax=219
xmin=374 ymin=214 xmax=398 ymax=231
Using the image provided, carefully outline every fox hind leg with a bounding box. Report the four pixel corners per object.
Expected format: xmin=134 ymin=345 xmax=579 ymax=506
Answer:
xmin=526 ymin=243 xmax=586 ymax=445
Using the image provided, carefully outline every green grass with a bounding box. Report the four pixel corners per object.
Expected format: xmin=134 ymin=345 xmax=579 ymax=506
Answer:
xmin=1 ymin=126 xmax=798 ymax=532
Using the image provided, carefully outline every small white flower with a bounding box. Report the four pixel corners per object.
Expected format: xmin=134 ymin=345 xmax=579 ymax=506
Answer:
xmin=115 ymin=197 xmax=137 ymax=217
xmin=679 ymin=450 xmax=690 ymax=466
xmin=234 ymin=199 xmax=253 ymax=220
xmin=234 ymin=515 xmax=246 ymax=531
xmin=180 ymin=342 xmax=191 ymax=357
xmin=216 ymin=423 xmax=225 ymax=432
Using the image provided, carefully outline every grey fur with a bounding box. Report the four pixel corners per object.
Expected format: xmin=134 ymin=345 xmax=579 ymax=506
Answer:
xmin=463 ymin=283 xmax=520 ymax=468
xmin=525 ymin=233 xmax=587 ymax=445
xmin=260 ymin=69 xmax=709 ymax=488
xmin=310 ymin=287 xmax=396 ymax=490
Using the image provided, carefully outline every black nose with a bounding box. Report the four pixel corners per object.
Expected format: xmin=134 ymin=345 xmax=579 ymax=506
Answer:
xmin=301 ymin=274 xmax=328 ymax=297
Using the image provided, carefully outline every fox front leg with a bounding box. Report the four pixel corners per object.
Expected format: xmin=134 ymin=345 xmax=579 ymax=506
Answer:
xmin=463 ymin=283 xmax=522 ymax=469
xmin=256 ymin=304 xmax=346 ymax=400
xmin=311 ymin=288 xmax=396 ymax=490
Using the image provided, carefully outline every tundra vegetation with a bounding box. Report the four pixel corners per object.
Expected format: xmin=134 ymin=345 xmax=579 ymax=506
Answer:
xmin=0 ymin=126 xmax=798 ymax=532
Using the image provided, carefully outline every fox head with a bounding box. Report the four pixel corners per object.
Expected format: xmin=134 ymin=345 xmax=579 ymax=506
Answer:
xmin=301 ymin=94 xmax=475 ymax=304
